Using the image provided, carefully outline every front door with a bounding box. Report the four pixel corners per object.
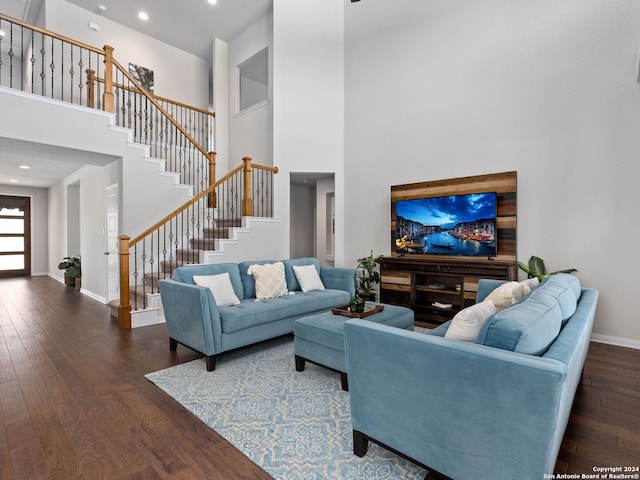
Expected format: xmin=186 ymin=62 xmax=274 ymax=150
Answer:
xmin=0 ymin=195 xmax=31 ymax=277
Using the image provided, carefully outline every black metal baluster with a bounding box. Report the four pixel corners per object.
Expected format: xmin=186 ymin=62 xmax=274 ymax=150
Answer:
xmin=60 ymin=40 xmax=64 ymax=101
xmin=69 ymin=43 xmax=74 ymax=103
xmin=141 ymin=238 xmax=147 ymax=309
xmin=40 ymin=32 xmax=45 ymax=96
xmin=149 ymin=232 xmax=154 ymax=298
xmin=49 ymin=35 xmax=54 ymax=98
xmin=133 ymin=244 xmax=139 ymax=310
xmin=8 ymin=24 xmax=14 ymax=89
xmin=77 ymin=48 xmax=83 ymax=105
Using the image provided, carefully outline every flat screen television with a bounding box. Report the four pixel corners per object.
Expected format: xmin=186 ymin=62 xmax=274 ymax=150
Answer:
xmin=394 ymin=192 xmax=497 ymax=257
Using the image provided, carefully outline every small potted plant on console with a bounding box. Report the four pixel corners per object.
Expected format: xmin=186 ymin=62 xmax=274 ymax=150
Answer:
xmin=356 ymin=250 xmax=383 ymax=302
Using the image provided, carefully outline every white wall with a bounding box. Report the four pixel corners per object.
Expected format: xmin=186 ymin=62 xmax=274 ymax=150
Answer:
xmin=343 ymin=0 xmax=640 ymax=344
xmin=44 ymin=0 xmax=209 ymax=108
xmin=213 ymin=38 xmax=231 ymax=175
xmin=229 ymin=13 xmax=273 ymax=168
xmin=273 ymin=0 xmax=345 ymax=263
xmin=0 ymin=185 xmax=49 ymax=275
xmin=48 ymin=162 xmax=120 ymax=302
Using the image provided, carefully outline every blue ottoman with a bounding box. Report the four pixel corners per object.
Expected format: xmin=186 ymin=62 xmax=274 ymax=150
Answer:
xmin=294 ymin=302 xmax=414 ymax=390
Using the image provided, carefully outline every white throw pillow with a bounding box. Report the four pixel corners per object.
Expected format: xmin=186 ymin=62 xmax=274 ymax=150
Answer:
xmin=247 ymin=261 xmax=288 ymax=300
xmin=520 ymin=277 xmax=540 ymax=295
xmin=292 ymin=264 xmax=325 ymax=292
xmin=193 ymin=273 xmax=240 ymax=307
xmin=485 ymin=281 xmax=526 ymax=312
xmin=445 ymin=300 xmax=497 ymax=342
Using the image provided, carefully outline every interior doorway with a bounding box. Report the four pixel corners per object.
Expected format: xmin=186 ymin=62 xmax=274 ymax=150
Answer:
xmin=289 ymin=173 xmax=335 ymax=266
xmin=105 ymin=184 xmax=119 ymax=302
xmin=0 ymin=195 xmax=31 ymax=277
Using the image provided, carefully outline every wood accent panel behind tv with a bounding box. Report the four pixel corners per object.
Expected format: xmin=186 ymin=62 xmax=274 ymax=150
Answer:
xmin=390 ymin=171 xmax=517 ymax=262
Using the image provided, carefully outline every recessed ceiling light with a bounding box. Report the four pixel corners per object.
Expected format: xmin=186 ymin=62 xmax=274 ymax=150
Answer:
xmin=208 ymin=0 xmax=217 ymax=4
xmin=138 ymin=11 xmax=149 ymax=21
xmin=9 ymin=179 xmax=18 ymax=183
xmin=97 ymin=3 xmax=107 ymax=12
xmin=0 ymin=30 xmax=6 ymax=37
xmin=18 ymin=165 xmax=31 ymax=169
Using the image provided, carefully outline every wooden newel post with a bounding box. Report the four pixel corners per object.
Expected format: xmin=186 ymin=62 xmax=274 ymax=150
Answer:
xmin=86 ymin=68 xmax=96 ymax=109
xmin=242 ymin=157 xmax=253 ymax=217
xmin=118 ymin=235 xmax=132 ymax=329
xmin=208 ymin=151 xmax=217 ymax=209
xmin=102 ymin=45 xmax=115 ymax=113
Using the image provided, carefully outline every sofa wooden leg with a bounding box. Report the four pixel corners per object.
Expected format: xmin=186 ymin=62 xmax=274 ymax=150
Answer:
xmin=353 ymin=430 xmax=368 ymax=457
xmin=205 ymin=355 xmax=217 ymax=372
xmin=295 ymin=355 xmax=305 ymax=372
xmin=169 ymin=337 xmax=178 ymax=351
xmin=341 ymin=372 xmax=349 ymax=391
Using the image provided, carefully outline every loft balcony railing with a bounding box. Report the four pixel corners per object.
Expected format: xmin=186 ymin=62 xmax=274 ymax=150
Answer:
xmin=118 ymin=157 xmax=278 ymax=329
xmin=0 ymin=12 xmax=216 ymax=194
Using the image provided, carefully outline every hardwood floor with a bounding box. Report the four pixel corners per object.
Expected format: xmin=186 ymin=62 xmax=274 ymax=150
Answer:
xmin=0 ymin=276 xmax=638 ymax=479
xmin=0 ymin=276 xmax=272 ymax=479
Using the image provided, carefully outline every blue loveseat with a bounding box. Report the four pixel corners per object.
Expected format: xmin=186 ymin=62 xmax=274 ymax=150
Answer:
xmin=344 ymin=274 xmax=598 ymax=480
xmin=159 ymin=257 xmax=354 ymax=371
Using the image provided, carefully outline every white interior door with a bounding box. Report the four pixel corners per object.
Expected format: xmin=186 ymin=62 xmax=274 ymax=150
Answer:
xmin=106 ymin=184 xmax=119 ymax=302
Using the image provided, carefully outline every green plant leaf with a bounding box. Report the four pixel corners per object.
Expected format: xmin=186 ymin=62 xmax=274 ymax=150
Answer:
xmin=516 ymin=261 xmax=531 ymax=274
xmin=550 ymin=268 xmax=578 ymax=275
xmin=528 ymin=256 xmax=547 ymax=277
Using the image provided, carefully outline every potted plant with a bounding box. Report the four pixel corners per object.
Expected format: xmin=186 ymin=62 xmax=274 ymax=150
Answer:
xmin=517 ymin=255 xmax=577 ymax=281
xmin=58 ymin=256 xmax=81 ymax=290
xmin=349 ymin=272 xmax=365 ymax=313
xmin=356 ymin=250 xmax=383 ymax=301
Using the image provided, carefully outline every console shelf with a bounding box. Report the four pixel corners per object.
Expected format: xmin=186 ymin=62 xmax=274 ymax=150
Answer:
xmin=380 ymin=256 xmax=517 ymax=327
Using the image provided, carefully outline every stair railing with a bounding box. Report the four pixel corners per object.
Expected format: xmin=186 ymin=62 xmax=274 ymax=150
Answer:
xmin=117 ymin=157 xmax=278 ymax=329
xmin=0 ymin=12 xmax=105 ymax=106
xmin=0 ymin=12 xmax=216 ymax=194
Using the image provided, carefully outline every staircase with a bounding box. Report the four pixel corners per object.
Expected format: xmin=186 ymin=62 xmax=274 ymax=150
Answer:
xmin=0 ymin=13 xmax=282 ymax=329
xmin=120 ymin=216 xmax=246 ymax=328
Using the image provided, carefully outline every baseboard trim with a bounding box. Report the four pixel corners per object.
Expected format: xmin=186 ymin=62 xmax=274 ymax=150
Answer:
xmin=47 ymin=274 xmax=106 ymax=304
xmin=591 ymin=334 xmax=640 ymax=350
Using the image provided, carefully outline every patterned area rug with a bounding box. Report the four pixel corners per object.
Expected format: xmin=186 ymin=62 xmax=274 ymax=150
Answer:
xmin=146 ymin=335 xmax=427 ymax=479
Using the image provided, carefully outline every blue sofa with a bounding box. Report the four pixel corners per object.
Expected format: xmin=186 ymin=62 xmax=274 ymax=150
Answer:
xmin=344 ymin=274 xmax=598 ymax=480
xmin=159 ymin=257 xmax=354 ymax=371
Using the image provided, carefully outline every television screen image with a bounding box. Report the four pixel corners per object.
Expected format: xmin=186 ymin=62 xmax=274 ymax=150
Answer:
xmin=395 ymin=192 xmax=497 ymax=257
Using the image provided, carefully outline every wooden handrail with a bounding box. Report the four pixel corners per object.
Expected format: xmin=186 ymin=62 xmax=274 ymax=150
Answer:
xmin=109 ymin=58 xmax=211 ymax=159
xmin=92 ymin=76 xmax=215 ymax=117
xmin=128 ymin=160 xmax=276 ymax=247
xmin=0 ymin=12 xmax=104 ymax=54
xmin=253 ymin=164 xmax=279 ymax=174
xmin=118 ymin=159 xmax=278 ymax=328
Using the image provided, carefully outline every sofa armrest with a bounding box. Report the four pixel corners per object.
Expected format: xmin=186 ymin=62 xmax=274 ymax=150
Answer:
xmin=320 ymin=267 xmax=356 ymax=296
xmin=344 ymin=319 xmax=567 ymax=480
xmin=159 ymin=279 xmax=222 ymax=355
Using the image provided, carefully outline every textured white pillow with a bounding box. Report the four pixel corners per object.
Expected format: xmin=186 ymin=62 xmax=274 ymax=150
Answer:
xmin=193 ymin=273 xmax=240 ymax=307
xmin=485 ymin=281 xmax=526 ymax=312
xmin=520 ymin=277 xmax=540 ymax=295
xmin=445 ymin=300 xmax=496 ymax=342
xmin=292 ymin=264 xmax=325 ymax=292
xmin=247 ymin=261 xmax=288 ymax=300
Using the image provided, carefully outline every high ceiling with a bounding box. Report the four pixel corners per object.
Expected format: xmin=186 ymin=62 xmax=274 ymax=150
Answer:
xmin=1 ymin=0 xmax=273 ymax=59
xmin=65 ymin=0 xmax=273 ymax=60
xmin=0 ymin=0 xmax=273 ymax=188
